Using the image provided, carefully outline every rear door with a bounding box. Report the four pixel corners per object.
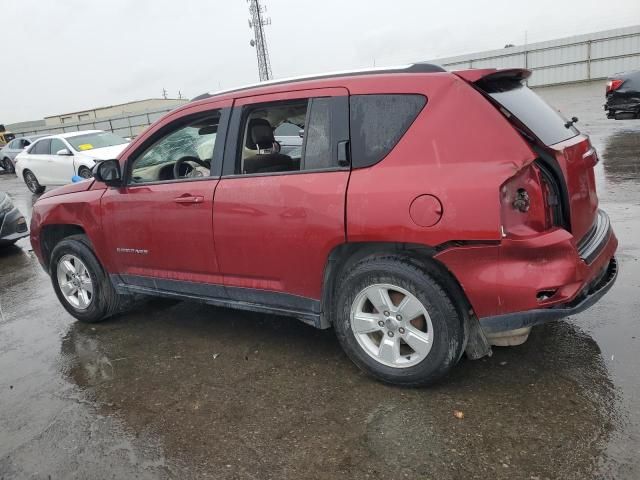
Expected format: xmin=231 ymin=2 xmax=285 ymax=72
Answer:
xmin=213 ymin=87 xmax=350 ymax=309
xmin=48 ymin=138 xmax=76 ymax=184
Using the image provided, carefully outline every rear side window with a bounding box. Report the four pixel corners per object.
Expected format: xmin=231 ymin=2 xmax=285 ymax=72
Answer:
xmin=479 ymin=80 xmax=578 ymax=146
xmin=31 ymin=139 xmax=51 ymax=155
xmin=350 ymin=94 xmax=426 ymax=168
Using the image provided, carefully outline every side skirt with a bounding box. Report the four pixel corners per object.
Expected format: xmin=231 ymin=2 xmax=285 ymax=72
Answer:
xmin=110 ymin=274 xmax=327 ymax=329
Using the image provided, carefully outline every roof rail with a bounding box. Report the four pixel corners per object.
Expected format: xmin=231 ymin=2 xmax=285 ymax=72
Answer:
xmin=191 ymin=62 xmax=445 ymax=102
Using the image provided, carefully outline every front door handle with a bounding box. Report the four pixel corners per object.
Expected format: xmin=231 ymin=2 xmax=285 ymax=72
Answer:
xmin=174 ymin=195 xmax=204 ymax=204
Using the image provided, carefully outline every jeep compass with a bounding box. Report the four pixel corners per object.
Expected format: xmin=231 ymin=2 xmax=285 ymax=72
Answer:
xmin=30 ymin=64 xmax=618 ymax=386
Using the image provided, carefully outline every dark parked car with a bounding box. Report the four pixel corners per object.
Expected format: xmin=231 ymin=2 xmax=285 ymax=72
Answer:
xmin=30 ymin=64 xmax=617 ymax=386
xmin=605 ymin=70 xmax=640 ymax=119
xmin=1 ymin=135 xmax=47 ymax=173
xmin=0 ymin=191 xmax=29 ymax=246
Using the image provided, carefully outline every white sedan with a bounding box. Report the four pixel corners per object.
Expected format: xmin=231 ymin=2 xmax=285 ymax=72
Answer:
xmin=15 ymin=130 xmax=129 ymax=193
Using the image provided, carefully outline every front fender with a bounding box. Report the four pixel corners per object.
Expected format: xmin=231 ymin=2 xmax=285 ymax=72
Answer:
xmin=30 ymin=189 xmax=109 ymax=271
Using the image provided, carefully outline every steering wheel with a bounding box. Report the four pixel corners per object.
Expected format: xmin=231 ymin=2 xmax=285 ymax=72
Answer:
xmin=173 ymin=156 xmax=210 ymax=179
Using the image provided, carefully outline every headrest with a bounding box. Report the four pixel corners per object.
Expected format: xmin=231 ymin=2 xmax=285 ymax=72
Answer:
xmin=246 ymin=118 xmax=274 ymax=149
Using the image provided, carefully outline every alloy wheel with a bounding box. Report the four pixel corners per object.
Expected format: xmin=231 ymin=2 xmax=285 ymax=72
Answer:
xmin=56 ymin=254 xmax=94 ymax=310
xmin=350 ymin=283 xmax=434 ymax=368
xmin=25 ymin=172 xmax=38 ymax=192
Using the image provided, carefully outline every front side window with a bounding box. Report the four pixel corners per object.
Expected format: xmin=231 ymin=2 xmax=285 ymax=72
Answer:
xmin=129 ymin=112 xmax=220 ymax=184
xmin=50 ymin=138 xmax=67 ymax=155
xmin=237 ymin=97 xmax=339 ymax=175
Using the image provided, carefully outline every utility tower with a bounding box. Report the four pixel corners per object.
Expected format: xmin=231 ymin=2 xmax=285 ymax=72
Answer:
xmin=247 ymin=0 xmax=273 ymax=81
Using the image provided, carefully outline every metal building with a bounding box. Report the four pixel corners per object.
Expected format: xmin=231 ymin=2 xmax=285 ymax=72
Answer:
xmin=429 ymin=25 xmax=640 ymax=86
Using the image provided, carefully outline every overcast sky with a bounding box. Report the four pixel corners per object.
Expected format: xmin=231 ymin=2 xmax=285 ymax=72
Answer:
xmin=2 ymin=0 xmax=639 ymax=124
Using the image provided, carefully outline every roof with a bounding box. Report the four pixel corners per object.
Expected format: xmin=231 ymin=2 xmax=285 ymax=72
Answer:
xmin=191 ymin=63 xmax=446 ymax=101
xmin=35 ymin=130 xmax=103 ymax=141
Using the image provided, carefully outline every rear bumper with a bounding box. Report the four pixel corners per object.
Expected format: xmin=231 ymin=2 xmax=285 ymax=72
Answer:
xmin=479 ymin=256 xmax=618 ymax=333
xmin=435 ymin=209 xmax=618 ymax=332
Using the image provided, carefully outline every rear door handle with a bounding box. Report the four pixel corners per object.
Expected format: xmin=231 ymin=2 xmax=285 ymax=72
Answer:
xmin=174 ymin=195 xmax=204 ymax=204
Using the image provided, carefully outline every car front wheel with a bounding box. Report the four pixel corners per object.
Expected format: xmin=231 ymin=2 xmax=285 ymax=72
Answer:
xmin=334 ymin=256 xmax=464 ymax=387
xmin=50 ymin=235 xmax=125 ymax=323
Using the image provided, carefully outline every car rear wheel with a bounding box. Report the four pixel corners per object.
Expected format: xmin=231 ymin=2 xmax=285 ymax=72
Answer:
xmin=3 ymin=158 xmax=14 ymax=174
xmin=78 ymin=166 xmax=93 ymax=179
xmin=334 ymin=256 xmax=464 ymax=387
xmin=23 ymin=170 xmax=45 ymax=194
xmin=50 ymin=235 xmax=125 ymax=323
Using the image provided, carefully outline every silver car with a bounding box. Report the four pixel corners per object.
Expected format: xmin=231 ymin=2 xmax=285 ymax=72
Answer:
xmin=1 ymin=135 xmax=47 ymax=173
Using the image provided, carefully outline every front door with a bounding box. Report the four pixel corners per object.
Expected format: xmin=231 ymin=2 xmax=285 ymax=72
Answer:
xmin=47 ymin=138 xmax=76 ymax=184
xmin=102 ymin=102 xmax=231 ymax=293
xmin=213 ymin=88 xmax=350 ymax=309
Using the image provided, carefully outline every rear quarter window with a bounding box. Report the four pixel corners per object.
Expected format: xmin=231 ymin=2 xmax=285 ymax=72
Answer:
xmin=350 ymin=94 xmax=426 ymax=168
xmin=479 ymin=80 xmax=578 ymax=146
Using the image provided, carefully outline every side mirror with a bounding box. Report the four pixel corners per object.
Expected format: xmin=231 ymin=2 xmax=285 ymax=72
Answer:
xmin=56 ymin=148 xmax=72 ymax=156
xmin=298 ymin=129 xmax=305 ymax=138
xmin=93 ymin=159 xmax=122 ymax=187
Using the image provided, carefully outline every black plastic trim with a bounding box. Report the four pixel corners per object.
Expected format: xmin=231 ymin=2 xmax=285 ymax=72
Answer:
xmin=111 ymin=274 xmax=325 ymax=328
xmin=577 ymin=209 xmax=611 ymax=264
xmin=479 ymin=256 xmax=618 ymax=334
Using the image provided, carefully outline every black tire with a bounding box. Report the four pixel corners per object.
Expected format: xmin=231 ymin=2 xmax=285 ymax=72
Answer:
xmin=78 ymin=166 xmax=93 ymax=179
xmin=3 ymin=158 xmax=15 ymax=174
xmin=50 ymin=235 xmax=125 ymax=323
xmin=23 ymin=170 xmax=45 ymax=194
xmin=334 ymin=255 xmax=464 ymax=387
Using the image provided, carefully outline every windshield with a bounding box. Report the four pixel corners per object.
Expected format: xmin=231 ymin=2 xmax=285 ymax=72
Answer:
xmin=66 ymin=132 xmax=128 ymax=152
xmin=481 ymin=79 xmax=579 ymax=146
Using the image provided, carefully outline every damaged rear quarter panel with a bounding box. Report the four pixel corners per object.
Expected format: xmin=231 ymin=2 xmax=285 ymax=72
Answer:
xmin=346 ymin=73 xmax=536 ymax=246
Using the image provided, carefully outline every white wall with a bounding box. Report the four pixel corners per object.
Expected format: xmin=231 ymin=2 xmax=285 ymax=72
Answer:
xmin=430 ymin=25 xmax=640 ymax=87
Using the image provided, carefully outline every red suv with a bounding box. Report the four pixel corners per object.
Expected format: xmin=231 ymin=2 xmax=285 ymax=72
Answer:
xmin=30 ymin=64 xmax=618 ymax=386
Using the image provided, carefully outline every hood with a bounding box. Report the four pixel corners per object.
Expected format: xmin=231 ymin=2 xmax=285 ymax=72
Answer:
xmin=80 ymin=143 xmax=129 ymax=161
xmin=38 ymin=178 xmax=97 ymax=200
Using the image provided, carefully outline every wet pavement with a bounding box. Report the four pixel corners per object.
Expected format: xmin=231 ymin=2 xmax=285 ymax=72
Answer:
xmin=1 ymin=80 xmax=639 ymax=479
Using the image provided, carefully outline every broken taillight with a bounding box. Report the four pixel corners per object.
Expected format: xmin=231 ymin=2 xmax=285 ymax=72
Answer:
xmin=606 ymin=79 xmax=623 ymax=94
xmin=500 ymin=164 xmax=552 ymax=238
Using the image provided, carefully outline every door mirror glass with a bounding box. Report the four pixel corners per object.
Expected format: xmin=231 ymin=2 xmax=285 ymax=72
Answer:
xmin=56 ymin=148 xmax=72 ymax=156
xmin=93 ymin=159 xmax=122 ymax=186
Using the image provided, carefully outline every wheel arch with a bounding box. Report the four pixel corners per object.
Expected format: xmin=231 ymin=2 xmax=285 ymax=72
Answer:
xmin=40 ymin=224 xmax=88 ymax=272
xmin=320 ymin=242 xmax=473 ymax=328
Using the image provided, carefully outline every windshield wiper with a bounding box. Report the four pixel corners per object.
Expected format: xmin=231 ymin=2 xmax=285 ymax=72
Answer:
xmin=564 ymin=116 xmax=579 ymax=129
